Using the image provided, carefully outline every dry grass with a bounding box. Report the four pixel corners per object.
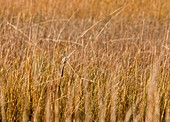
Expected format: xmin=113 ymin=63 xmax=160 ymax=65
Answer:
xmin=0 ymin=0 xmax=170 ymax=121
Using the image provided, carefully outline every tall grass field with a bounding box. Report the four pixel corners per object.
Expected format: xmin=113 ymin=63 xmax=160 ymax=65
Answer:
xmin=0 ymin=0 xmax=170 ymax=121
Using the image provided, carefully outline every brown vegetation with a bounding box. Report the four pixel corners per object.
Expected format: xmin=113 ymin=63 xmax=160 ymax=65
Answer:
xmin=0 ymin=0 xmax=170 ymax=121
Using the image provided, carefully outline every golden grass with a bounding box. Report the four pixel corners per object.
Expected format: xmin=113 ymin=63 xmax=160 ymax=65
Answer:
xmin=0 ymin=0 xmax=170 ymax=121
